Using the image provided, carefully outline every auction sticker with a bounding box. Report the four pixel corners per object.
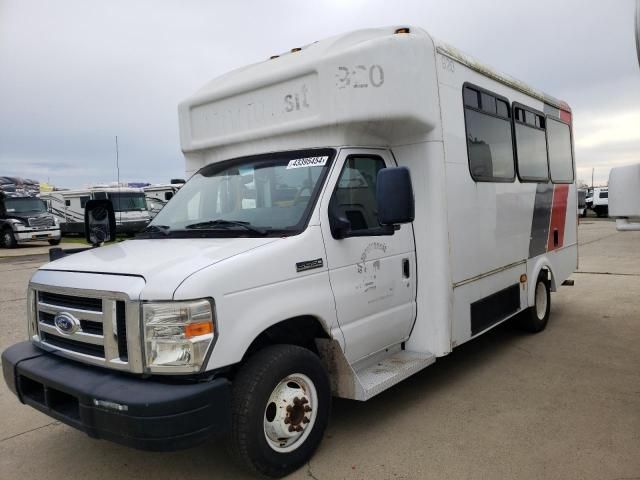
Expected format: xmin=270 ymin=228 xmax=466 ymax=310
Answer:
xmin=286 ymin=156 xmax=329 ymax=169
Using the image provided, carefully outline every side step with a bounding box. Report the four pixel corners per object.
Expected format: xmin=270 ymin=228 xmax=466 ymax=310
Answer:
xmin=352 ymin=349 xmax=435 ymax=401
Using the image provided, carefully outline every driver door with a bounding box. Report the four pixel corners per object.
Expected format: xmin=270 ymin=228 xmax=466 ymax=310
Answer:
xmin=320 ymin=148 xmax=416 ymax=364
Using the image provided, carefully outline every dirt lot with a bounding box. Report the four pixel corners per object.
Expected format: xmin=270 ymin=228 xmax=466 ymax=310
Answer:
xmin=1 ymin=219 xmax=638 ymax=480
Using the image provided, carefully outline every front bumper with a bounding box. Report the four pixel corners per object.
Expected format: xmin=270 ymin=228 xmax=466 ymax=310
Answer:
xmin=116 ymin=220 xmax=149 ymax=234
xmin=2 ymin=342 xmax=231 ymax=451
xmin=15 ymin=228 xmax=61 ymax=242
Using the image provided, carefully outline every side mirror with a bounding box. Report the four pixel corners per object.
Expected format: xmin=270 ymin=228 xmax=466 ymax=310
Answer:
xmin=608 ymin=163 xmax=640 ymax=231
xmin=84 ymin=199 xmax=116 ymax=246
xmin=376 ymin=167 xmax=415 ymax=226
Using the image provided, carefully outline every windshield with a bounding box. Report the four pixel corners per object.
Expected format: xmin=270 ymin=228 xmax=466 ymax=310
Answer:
xmin=108 ymin=192 xmax=147 ymax=212
xmin=4 ymin=197 xmax=47 ymax=214
xmin=148 ymin=149 xmax=335 ymax=237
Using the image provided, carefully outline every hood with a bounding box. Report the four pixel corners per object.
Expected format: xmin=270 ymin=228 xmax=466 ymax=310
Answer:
xmin=42 ymin=237 xmax=280 ymax=298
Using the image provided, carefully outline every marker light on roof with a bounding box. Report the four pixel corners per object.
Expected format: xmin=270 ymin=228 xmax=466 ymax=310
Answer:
xmin=395 ymin=28 xmax=410 ymax=34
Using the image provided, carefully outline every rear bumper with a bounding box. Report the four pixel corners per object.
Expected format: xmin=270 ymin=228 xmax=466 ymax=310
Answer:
xmin=2 ymin=342 xmax=231 ymax=451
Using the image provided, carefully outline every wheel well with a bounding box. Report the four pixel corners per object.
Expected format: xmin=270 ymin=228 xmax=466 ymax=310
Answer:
xmin=242 ymin=316 xmax=330 ymax=363
xmin=538 ymin=266 xmax=557 ymax=292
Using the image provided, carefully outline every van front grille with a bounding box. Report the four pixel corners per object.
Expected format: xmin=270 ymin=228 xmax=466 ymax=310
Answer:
xmin=34 ymin=287 xmax=134 ymax=371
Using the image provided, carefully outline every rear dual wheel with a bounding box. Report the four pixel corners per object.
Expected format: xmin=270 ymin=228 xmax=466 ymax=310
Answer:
xmin=230 ymin=344 xmax=330 ymax=478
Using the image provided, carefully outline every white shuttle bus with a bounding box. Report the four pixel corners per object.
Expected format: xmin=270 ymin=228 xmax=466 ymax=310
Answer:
xmin=3 ymin=27 xmax=577 ymax=477
xmin=43 ymin=186 xmax=151 ymax=234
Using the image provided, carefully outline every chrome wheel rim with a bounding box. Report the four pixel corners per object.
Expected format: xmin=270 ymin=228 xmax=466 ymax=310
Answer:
xmin=263 ymin=373 xmax=318 ymax=453
xmin=535 ymin=281 xmax=547 ymax=320
xmin=3 ymin=232 xmax=11 ymax=245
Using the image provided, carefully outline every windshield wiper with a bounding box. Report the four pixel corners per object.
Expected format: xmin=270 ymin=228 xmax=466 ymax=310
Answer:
xmin=185 ymin=219 xmax=268 ymax=235
xmin=143 ymin=224 xmax=171 ymax=236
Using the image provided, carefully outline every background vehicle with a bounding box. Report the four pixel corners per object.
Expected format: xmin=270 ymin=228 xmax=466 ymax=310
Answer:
xmin=609 ymin=163 xmax=640 ymax=231
xmin=143 ymin=181 xmax=184 ymax=216
xmin=2 ymin=26 xmax=577 ymax=477
xmin=42 ymin=186 xmax=151 ymax=234
xmin=578 ymin=189 xmax=587 ymax=217
xmin=0 ymin=192 xmax=61 ymax=248
xmin=588 ymin=187 xmax=609 ymax=217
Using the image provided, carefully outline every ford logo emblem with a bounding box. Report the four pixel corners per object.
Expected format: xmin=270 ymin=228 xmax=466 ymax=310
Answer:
xmin=54 ymin=312 xmax=80 ymax=335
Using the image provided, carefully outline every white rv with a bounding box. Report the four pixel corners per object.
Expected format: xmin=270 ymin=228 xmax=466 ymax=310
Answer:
xmin=3 ymin=27 xmax=577 ymax=477
xmin=143 ymin=182 xmax=184 ymax=216
xmin=43 ymin=186 xmax=151 ymax=234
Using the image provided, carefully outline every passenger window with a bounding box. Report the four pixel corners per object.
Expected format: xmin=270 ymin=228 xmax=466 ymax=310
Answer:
xmin=80 ymin=196 xmax=90 ymax=208
xmin=65 ymin=200 xmax=71 ymax=207
xmin=546 ymin=118 xmax=574 ymax=183
xmin=463 ymin=86 xmax=515 ymax=182
xmin=514 ymin=106 xmax=549 ymax=182
xmin=331 ymin=156 xmax=386 ymax=232
xmin=463 ymin=87 xmax=479 ymax=109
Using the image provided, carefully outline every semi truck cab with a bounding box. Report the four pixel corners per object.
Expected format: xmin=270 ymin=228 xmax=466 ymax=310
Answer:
xmin=0 ymin=194 xmax=61 ymax=248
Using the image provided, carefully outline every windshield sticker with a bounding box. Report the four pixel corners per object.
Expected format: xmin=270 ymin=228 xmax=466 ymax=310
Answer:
xmin=286 ymin=156 xmax=329 ymax=169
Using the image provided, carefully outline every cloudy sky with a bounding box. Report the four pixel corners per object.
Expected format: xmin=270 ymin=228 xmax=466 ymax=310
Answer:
xmin=1 ymin=0 xmax=638 ymax=187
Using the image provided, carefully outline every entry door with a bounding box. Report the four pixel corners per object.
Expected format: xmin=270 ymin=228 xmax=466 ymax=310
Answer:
xmin=320 ymin=149 xmax=417 ymax=364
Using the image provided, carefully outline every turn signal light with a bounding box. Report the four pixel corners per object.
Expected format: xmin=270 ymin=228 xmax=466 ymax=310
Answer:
xmin=185 ymin=321 xmax=214 ymax=338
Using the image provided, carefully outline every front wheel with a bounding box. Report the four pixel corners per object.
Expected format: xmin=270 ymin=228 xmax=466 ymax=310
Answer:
xmin=230 ymin=344 xmax=330 ymax=478
xmin=48 ymin=238 xmax=61 ymax=246
xmin=1 ymin=229 xmax=17 ymax=248
xmin=516 ymin=273 xmax=550 ymax=333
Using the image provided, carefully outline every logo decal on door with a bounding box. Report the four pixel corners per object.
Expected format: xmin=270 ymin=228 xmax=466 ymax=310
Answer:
xmin=296 ymin=258 xmax=324 ymax=272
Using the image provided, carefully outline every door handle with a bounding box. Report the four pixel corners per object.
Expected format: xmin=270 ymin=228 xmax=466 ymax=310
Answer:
xmin=402 ymin=258 xmax=410 ymax=278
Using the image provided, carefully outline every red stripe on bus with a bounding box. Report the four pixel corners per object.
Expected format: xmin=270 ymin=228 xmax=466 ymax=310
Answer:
xmin=547 ymin=184 xmax=570 ymax=251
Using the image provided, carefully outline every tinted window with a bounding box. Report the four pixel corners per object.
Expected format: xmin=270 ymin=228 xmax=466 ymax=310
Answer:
xmin=80 ymin=196 xmax=90 ymax=208
xmin=65 ymin=200 xmax=70 ymax=207
xmin=496 ymin=99 xmax=509 ymax=117
xmin=599 ymin=191 xmax=608 ymax=199
xmin=465 ymin=109 xmax=515 ymax=181
xmin=481 ymin=92 xmax=496 ymax=114
xmin=546 ymin=118 xmax=574 ymax=183
xmin=515 ymin=123 xmax=549 ymax=181
xmin=463 ymin=87 xmax=479 ymax=108
xmin=331 ymin=156 xmax=386 ymax=232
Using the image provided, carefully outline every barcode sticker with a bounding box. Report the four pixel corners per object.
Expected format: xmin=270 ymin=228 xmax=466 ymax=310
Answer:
xmin=286 ymin=156 xmax=329 ymax=169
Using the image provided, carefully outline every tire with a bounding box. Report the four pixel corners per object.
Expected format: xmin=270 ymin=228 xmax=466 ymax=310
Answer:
xmin=516 ymin=272 xmax=550 ymax=333
xmin=2 ymin=228 xmax=17 ymax=249
xmin=48 ymin=238 xmax=61 ymax=246
xmin=230 ymin=344 xmax=331 ymax=478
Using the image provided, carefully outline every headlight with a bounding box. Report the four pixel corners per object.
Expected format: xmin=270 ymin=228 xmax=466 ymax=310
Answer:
xmin=142 ymin=299 xmax=215 ymax=373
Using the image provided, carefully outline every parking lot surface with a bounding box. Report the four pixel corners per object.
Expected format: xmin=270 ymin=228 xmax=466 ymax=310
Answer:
xmin=1 ymin=219 xmax=638 ymax=479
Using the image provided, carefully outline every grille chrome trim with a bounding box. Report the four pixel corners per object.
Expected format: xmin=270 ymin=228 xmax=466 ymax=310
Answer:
xmin=29 ymin=276 xmax=143 ymax=373
xmin=38 ymin=303 xmax=103 ymax=323
xmin=28 ymin=216 xmax=54 ymax=228
xmin=38 ymin=323 xmax=105 ymax=345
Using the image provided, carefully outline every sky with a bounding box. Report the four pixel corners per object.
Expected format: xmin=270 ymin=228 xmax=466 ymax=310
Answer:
xmin=0 ymin=0 xmax=638 ymax=188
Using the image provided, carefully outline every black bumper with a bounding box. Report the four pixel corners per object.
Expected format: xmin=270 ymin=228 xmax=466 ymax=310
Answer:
xmin=2 ymin=342 xmax=231 ymax=451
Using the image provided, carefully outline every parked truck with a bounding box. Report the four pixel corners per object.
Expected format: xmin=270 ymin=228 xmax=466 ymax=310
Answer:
xmin=0 ymin=192 xmax=61 ymax=248
xmin=2 ymin=26 xmax=577 ymax=477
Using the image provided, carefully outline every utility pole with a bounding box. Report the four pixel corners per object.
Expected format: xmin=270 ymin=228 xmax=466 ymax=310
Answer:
xmin=591 ymin=168 xmax=594 ymax=189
